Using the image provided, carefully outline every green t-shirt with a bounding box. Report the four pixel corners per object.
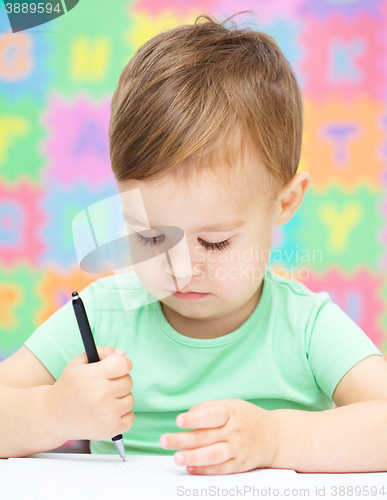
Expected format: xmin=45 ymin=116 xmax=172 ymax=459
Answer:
xmin=24 ymin=266 xmax=383 ymax=456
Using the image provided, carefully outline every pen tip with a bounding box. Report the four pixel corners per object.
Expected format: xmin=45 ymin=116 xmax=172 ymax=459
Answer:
xmin=123 ymin=457 xmax=125 ymax=462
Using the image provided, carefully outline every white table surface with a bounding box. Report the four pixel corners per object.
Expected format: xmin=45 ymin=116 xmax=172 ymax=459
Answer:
xmin=0 ymin=453 xmax=386 ymax=500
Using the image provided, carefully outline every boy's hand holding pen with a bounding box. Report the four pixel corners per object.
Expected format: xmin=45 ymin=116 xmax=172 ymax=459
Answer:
xmin=45 ymin=345 xmax=135 ymax=451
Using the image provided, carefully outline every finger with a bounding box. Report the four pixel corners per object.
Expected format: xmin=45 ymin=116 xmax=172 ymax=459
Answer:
xmin=110 ymin=374 xmax=133 ymax=398
xmin=187 ymin=400 xmax=217 ymax=413
xmin=120 ymin=410 xmax=135 ymax=432
xmin=70 ymin=346 xmax=116 ymax=366
xmin=174 ymin=442 xmax=233 ymax=468
xmin=187 ymin=399 xmax=232 ymax=413
xmin=100 ymin=353 xmax=132 ymax=380
xmin=177 ymin=404 xmax=230 ymax=429
xmin=109 ymin=357 xmax=133 ymax=378
xmin=96 ymin=346 xmax=121 ymax=361
xmin=187 ymin=458 xmax=237 ymax=475
xmin=160 ymin=427 xmax=225 ymax=451
xmin=116 ymin=392 xmax=135 ymax=416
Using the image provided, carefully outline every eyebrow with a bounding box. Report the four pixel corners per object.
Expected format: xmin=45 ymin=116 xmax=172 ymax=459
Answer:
xmin=123 ymin=214 xmax=246 ymax=233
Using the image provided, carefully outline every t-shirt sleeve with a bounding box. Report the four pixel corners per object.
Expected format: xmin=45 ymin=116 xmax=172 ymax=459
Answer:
xmin=306 ymin=291 xmax=384 ymax=401
xmin=24 ymin=280 xmax=100 ymax=381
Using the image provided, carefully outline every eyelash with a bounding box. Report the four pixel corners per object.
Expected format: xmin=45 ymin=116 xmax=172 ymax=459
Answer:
xmin=135 ymin=233 xmax=231 ymax=252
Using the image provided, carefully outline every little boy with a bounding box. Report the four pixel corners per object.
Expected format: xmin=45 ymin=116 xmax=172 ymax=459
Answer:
xmin=1 ymin=12 xmax=387 ymax=474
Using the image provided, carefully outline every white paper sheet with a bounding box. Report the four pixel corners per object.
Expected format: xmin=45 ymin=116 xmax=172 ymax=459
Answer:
xmin=0 ymin=453 xmax=298 ymax=500
xmin=1 ymin=453 xmax=385 ymax=500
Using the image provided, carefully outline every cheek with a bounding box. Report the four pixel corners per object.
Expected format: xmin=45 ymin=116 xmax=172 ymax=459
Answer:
xmin=204 ymin=254 xmax=257 ymax=293
xmin=204 ymin=239 xmax=268 ymax=290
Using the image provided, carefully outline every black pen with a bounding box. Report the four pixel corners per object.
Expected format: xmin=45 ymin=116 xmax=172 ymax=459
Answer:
xmin=71 ymin=291 xmax=125 ymax=462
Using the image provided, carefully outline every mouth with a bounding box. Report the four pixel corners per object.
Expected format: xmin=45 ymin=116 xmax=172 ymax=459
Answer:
xmin=169 ymin=290 xmax=209 ymax=301
xmin=168 ymin=287 xmax=206 ymax=294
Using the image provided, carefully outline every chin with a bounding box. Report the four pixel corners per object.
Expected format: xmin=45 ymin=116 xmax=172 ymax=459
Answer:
xmin=173 ymin=302 xmax=213 ymax=318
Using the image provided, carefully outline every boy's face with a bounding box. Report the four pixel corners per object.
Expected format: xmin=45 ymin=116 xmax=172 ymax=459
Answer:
xmin=117 ymin=160 xmax=281 ymax=323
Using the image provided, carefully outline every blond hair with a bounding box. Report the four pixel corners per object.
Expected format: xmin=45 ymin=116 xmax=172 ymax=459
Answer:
xmin=109 ymin=11 xmax=303 ymax=204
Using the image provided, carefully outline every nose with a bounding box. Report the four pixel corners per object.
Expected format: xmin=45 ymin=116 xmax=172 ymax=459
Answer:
xmin=164 ymin=237 xmax=204 ymax=280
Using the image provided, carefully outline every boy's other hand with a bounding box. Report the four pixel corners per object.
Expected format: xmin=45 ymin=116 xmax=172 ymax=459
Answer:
xmin=46 ymin=346 xmax=135 ymax=442
xmin=159 ymin=398 xmax=279 ymax=475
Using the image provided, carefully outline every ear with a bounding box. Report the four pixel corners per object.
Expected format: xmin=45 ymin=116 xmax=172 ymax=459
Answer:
xmin=274 ymin=172 xmax=311 ymax=227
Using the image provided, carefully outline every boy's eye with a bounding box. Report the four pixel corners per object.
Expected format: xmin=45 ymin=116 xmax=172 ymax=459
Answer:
xmin=134 ymin=233 xmax=231 ymax=252
xmin=197 ymin=237 xmax=231 ymax=252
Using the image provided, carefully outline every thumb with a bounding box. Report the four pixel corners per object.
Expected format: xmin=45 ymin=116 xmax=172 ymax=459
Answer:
xmin=97 ymin=346 xmax=125 ymax=361
xmin=70 ymin=346 xmax=124 ymax=365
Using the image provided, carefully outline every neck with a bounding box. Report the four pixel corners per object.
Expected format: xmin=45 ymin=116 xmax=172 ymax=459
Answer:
xmin=160 ymin=280 xmax=264 ymax=340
